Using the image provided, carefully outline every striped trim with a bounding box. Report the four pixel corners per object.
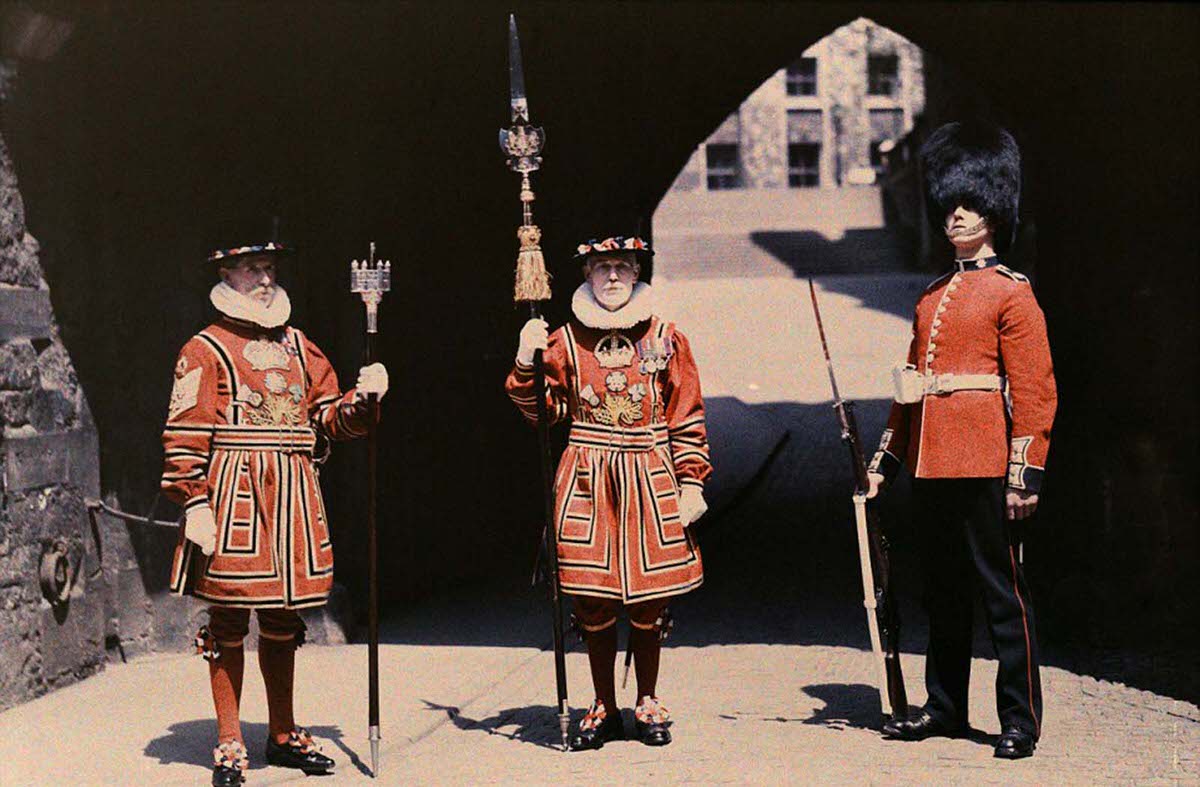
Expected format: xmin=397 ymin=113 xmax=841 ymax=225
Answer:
xmin=212 ymin=425 xmax=316 ymax=452
xmin=197 ymin=331 xmax=240 ymax=396
xmin=563 ymin=324 xmax=583 ymax=406
xmin=1009 ymin=545 xmax=1040 ymax=738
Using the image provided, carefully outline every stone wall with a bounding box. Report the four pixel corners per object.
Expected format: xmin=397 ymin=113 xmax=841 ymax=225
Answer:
xmin=0 ymin=68 xmax=109 ymax=709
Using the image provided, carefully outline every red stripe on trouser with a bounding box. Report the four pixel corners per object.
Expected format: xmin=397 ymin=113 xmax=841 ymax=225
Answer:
xmin=1008 ymin=545 xmax=1039 ymax=738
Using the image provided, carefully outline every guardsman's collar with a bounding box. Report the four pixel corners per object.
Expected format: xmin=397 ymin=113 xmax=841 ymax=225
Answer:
xmin=953 ymin=255 xmax=1000 ymax=272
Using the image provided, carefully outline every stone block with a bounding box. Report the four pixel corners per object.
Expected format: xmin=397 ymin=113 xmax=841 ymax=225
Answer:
xmin=0 ymin=390 xmax=30 ymax=427
xmin=36 ymin=341 xmax=79 ymax=396
xmin=1 ymin=428 xmax=99 ymax=494
xmin=0 ymin=287 xmax=51 ymax=341
xmin=0 ymin=338 xmax=37 ymax=389
xmin=0 ymin=232 xmax=45 ymax=289
xmin=149 ymin=593 xmax=207 ymax=653
xmin=30 ymin=388 xmax=76 ymax=432
xmin=39 ymin=588 xmax=106 ymax=682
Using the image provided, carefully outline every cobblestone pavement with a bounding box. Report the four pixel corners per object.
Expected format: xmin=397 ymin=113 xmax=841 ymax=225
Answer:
xmin=2 ymin=590 xmax=1196 ymax=786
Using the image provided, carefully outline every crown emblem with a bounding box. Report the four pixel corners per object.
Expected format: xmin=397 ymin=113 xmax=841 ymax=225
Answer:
xmin=595 ymin=332 xmax=635 ymax=369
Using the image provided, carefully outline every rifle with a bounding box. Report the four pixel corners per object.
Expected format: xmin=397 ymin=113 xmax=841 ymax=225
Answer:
xmin=807 ymin=279 xmax=908 ymax=722
xmin=500 ymin=14 xmax=570 ymax=751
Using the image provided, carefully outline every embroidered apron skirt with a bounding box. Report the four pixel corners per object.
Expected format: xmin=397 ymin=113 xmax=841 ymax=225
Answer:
xmin=555 ymin=422 xmax=704 ymax=603
xmin=169 ymin=426 xmax=335 ymax=609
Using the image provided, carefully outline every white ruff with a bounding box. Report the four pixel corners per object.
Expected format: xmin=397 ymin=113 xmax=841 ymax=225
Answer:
xmin=572 ymin=282 xmax=655 ymax=330
xmin=210 ymin=282 xmax=292 ymax=329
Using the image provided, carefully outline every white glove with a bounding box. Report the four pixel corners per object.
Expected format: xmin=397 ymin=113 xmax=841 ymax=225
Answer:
xmin=516 ymin=318 xmax=549 ymax=366
xmin=355 ymin=362 xmax=389 ymax=401
xmin=185 ymin=504 xmax=217 ymax=556
xmin=678 ymin=485 xmax=708 ymax=527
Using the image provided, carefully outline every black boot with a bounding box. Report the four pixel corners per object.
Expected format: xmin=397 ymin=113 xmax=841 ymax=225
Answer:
xmin=881 ymin=708 xmax=968 ymax=741
xmin=569 ymin=700 xmax=624 ymax=751
xmin=633 ymin=696 xmax=672 ymax=746
xmin=264 ymin=727 xmax=335 ymax=773
xmin=211 ymin=740 xmax=247 ymax=786
xmin=994 ymin=726 xmax=1036 ymax=759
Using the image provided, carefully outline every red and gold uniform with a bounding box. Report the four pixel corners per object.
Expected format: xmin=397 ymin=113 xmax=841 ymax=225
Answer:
xmin=506 ymin=304 xmax=711 ymax=604
xmin=161 ymin=317 xmax=370 ymax=608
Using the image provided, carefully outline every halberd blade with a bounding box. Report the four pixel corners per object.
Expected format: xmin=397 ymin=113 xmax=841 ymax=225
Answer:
xmin=508 ymin=14 xmax=529 ymax=122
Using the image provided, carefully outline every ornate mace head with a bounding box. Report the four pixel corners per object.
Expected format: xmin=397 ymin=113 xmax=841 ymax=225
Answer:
xmin=350 ymin=241 xmax=391 ymax=334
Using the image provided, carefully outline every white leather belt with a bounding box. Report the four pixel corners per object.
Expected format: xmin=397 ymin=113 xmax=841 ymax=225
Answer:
xmin=922 ymin=373 xmax=1004 ymax=396
xmin=893 ymin=365 xmax=1004 ymax=403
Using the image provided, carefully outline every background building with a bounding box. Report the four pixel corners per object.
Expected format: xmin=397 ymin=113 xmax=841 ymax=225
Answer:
xmin=655 ymin=18 xmax=925 ymax=277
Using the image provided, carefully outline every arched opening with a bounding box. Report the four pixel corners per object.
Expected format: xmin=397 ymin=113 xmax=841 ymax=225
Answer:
xmin=1 ymin=5 xmax=1194 ymax=723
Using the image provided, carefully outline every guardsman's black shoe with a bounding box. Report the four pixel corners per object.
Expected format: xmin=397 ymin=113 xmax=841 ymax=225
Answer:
xmin=881 ymin=708 xmax=968 ymax=741
xmin=211 ymin=740 xmax=247 ymax=786
xmin=633 ymin=696 xmax=672 ymax=747
xmin=569 ymin=700 xmax=623 ymax=751
xmin=264 ymin=728 xmax=335 ymax=774
xmin=994 ymin=726 xmax=1036 ymax=759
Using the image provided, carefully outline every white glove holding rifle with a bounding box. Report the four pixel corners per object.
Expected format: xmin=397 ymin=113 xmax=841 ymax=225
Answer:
xmin=516 ymin=318 xmax=549 ymax=366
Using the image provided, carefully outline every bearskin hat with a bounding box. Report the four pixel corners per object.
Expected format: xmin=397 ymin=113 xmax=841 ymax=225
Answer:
xmin=921 ymin=121 xmax=1022 ymax=251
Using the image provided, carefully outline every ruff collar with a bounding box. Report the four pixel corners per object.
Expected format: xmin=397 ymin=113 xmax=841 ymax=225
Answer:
xmin=210 ymin=282 xmax=292 ymax=329
xmin=572 ymin=282 xmax=655 ymax=330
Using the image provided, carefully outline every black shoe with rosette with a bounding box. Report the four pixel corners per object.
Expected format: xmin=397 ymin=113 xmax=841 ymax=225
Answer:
xmin=211 ymin=740 xmax=248 ymax=786
xmin=569 ymin=700 xmax=624 ymax=751
xmin=633 ymin=696 xmax=672 ymax=746
xmin=264 ymin=727 xmax=335 ymax=774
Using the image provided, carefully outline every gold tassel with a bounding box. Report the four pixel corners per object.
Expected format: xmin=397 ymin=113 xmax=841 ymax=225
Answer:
xmin=513 ymin=224 xmax=552 ymax=302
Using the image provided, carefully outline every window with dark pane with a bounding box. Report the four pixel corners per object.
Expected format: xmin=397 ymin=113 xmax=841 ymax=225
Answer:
xmin=788 ymin=144 xmax=820 ymax=187
xmin=867 ymin=54 xmax=899 ymax=96
xmin=786 ymin=109 xmax=822 ymax=187
xmin=785 ymin=57 xmax=818 ymax=96
xmin=869 ymin=108 xmax=903 ymax=176
xmin=705 ymin=143 xmax=741 ymax=190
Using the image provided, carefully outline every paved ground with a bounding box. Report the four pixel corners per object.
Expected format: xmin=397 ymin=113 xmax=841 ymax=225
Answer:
xmin=4 ymin=267 xmax=1197 ymax=785
xmin=2 ymin=590 xmax=1196 ymax=786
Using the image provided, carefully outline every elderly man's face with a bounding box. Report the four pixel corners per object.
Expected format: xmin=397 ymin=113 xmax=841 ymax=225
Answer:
xmin=220 ymin=254 xmax=277 ymax=305
xmin=585 ymin=252 xmax=639 ymax=311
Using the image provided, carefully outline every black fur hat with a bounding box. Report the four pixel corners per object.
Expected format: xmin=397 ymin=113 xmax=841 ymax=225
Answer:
xmin=921 ymin=121 xmax=1021 ymax=251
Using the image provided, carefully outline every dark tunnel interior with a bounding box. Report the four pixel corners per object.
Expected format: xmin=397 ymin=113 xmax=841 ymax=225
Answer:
xmin=2 ymin=2 xmax=1196 ymax=703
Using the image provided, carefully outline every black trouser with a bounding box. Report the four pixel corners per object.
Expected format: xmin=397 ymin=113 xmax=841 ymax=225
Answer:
xmin=914 ymin=477 xmax=1042 ymax=738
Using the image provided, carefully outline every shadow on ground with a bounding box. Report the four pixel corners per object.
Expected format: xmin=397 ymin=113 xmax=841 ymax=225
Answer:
xmin=372 ymin=395 xmax=1199 ymax=709
xmin=144 ymin=720 xmax=360 ymax=777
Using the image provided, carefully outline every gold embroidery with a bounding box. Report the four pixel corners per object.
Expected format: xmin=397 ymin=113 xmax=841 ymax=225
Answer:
xmin=168 ymin=367 xmax=202 ymax=420
xmin=243 ymin=339 xmax=292 ymax=371
xmin=242 ymin=390 xmax=305 ymax=426
xmin=592 ymin=393 xmax=643 ymax=427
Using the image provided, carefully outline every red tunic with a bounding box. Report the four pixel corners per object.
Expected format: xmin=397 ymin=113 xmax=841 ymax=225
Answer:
xmin=506 ymin=316 xmax=712 ymax=603
xmin=161 ymin=318 xmax=370 ymax=609
xmin=870 ymin=260 xmax=1057 ymax=492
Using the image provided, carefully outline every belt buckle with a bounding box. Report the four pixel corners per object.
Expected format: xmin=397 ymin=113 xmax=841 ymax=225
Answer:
xmin=933 ymin=373 xmax=954 ymax=395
